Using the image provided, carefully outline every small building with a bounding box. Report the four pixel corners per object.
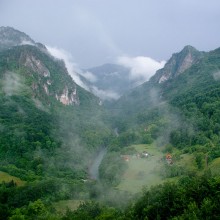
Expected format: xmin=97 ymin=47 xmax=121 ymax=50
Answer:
xmin=121 ymin=155 xmax=130 ymax=162
xmin=166 ymin=153 xmax=173 ymax=164
xmin=141 ymin=151 xmax=149 ymax=158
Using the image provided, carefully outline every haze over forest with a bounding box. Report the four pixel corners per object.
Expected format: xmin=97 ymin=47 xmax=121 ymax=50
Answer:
xmin=1 ymin=1 xmax=220 ymax=219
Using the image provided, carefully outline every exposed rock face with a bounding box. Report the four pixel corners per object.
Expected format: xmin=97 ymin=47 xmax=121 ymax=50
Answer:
xmin=22 ymin=53 xmax=80 ymax=106
xmin=177 ymin=52 xmax=194 ymax=74
xmin=0 ymin=26 xmax=101 ymax=109
xmin=24 ymin=55 xmax=50 ymax=77
xmin=56 ymin=87 xmax=79 ymax=105
xmin=151 ymin=46 xmax=205 ymax=84
xmin=43 ymin=84 xmax=49 ymax=95
xmin=47 ymin=80 xmax=52 ymax=85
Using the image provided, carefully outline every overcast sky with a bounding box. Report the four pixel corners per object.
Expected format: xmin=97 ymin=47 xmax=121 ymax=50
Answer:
xmin=1 ymin=0 xmax=220 ymax=68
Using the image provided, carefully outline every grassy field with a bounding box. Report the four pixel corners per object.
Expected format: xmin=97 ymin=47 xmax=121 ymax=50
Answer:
xmin=115 ymin=144 xmax=201 ymax=193
xmin=0 ymin=171 xmax=25 ymax=186
xmin=53 ymin=200 xmax=83 ymax=214
xmin=116 ymin=144 xmax=164 ymax=193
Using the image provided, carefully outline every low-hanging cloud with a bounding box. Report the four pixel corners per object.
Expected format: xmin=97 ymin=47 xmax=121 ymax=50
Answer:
xmin=46 ymin=46 xmax=118 ymax=100
xmin=213 ymin=70 xmax=220 ymax=81
xmin=46 ymin=46 xmax=89 ymax=90
xmin=80 ymin=71 xmax=97 ymax=83
xmin=91 ymin=86 xmax=120 ymax=101
xmin=46 ymin=46 xmax=165 ymax=100
xmin=20 ymin=40 xmax=35 ymax=46
xmin=117 ymin=56 xmax=166 ymax=85
xmin=3 ymin=71 xmax=23 ymax=96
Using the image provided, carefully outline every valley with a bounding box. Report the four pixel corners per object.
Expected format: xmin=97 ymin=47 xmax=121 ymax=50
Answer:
xmin=1 ymin=26 xmax=220 ymax=219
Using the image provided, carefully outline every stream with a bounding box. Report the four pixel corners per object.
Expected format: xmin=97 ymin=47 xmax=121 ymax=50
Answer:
xmin=88 ymin=148 xmax=107 ymax=180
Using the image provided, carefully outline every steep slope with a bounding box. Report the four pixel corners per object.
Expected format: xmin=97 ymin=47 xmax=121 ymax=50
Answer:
xmin=112 ymin=46 xmax=205 ymax=116
xmin=0 ymin=28 xmax=109 ymax=182
xmin=0 ymin=45 xmax=101 ymax=107
xmin=110 ymin=46 xmax=220 ymax=152
xmin=151 ymin=45 xmax=205 ymax=83
xmin=163 ymin=47 xmax=220 ymax=150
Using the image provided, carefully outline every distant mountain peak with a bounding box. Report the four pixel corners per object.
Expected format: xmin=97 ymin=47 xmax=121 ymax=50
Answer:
xmin=0 ymin=26 xmax=36 ymax=51
xmin=150 ymin=45 xmax=204 ymax=84
xmin=84 ymin=63 xmax=132 ymax=100
xmin=182 ymin=45 xmax=197 ymax=52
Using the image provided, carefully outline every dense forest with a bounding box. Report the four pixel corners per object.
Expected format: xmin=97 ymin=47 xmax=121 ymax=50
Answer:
xmin=1 ymin=28 xmax=220 ymax=219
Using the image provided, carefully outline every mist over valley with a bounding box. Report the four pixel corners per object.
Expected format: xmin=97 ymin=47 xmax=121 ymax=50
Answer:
xmin=1 ymin=1 xmax=220 ymax=218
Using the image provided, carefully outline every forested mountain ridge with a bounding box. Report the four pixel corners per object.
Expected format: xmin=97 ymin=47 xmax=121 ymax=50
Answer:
xmin=110 ymin=45 xmax=220 ymax=147
xmin=0 ymin=26 xmax=46 ymax=51
xmin=89 ymin=46 xmax=220 ymax=220
xmin=0 ymin=26 xmax=101 ymax=107
xmin=112 ymin=45 xmax=210 ymax=116
xmin=105 ymin=46 xmax=220 ymax=178
xmin=0 ymin=45 xmax=102 ymax=107
xmin=151 ymin=45 xmax=205 ymax=84
xmin=1 ymin=26 xmax=220 ymax=219
xmin=0 ymin=28 xmax=111 ymax=217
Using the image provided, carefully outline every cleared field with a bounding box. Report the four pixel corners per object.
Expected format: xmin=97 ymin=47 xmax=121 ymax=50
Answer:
xmin=116 ymin=144 xmax=164 ymax=193
xmin=0 ymin=171 xmax=25 ymax=186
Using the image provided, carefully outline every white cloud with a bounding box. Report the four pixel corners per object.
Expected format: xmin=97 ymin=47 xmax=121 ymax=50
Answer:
xmin=20 ymin=40 xmax=35 ymax=46
xmin=91 ymin=86 xmax=120 ymax=101
xmin=117 ymin=56 xmax=166 ymax=85
xmin=80 ymin=71 xmax=97 ymax=83
xmin=213 ymin=71 xmax=220 ymax=81
xmin=46 ymin=45 xmax=89 ymax=90
xmin=3 ymin=71 xmax=23 ymax=96
xmin=45 ymin=46 xmax=165 ymax=100
xmin=45 ymin=46 xmax=118 ymax=100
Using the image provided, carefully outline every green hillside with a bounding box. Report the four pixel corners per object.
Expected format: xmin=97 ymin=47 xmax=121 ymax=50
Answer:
xmin=1 ymin=27 xmax=220 ymax=219
xmin=0 ymin=41 xmax=111 ymax=219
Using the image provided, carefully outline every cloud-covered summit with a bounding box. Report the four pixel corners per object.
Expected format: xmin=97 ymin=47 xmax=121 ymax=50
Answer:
xmin=46 ymin=46 xmax=120 ymax=101
xmin=117 ymin=56 xmax=166 ymax=86
xmin=47 ymin=46 xmax=166 ymax=101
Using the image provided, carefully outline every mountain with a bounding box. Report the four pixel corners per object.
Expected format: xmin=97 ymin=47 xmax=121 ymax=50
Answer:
xmin=111 ymin=45 xmax=220 ymax=150
xmin=0 ymin=26 xmax=46 ymax=51
xmin=2 ymin=26 xmax=220 ymax=219
xmin=83 ymin=62 xmax=157 ymax=101
xmin=57 ymin=46 xmax=220 ymax=220
xmin=151 ymin=45 xmax=205 ymax=83
xmin=84 ymin=63 xmax=132 ymax=99
xmin=111 ymin=46 xmax=205 ymax=115
xmin=81 ymin=46 xmax=204 ymax=102
xmin=0 ymin=27 xmax=109 ymax=183
xmin=0 ymin=26 xmax=103 ymax=107
xmin=0 ymin=27 xmax=116 ymax=220
xmin=101 ymin=47 xmax=220 ymax=220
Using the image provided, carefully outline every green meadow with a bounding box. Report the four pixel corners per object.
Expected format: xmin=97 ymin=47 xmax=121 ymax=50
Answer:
xmin=0 ymin=171 xmax=25 ymax=186
xmin=116 ymin=144 xmax=164 ymax=193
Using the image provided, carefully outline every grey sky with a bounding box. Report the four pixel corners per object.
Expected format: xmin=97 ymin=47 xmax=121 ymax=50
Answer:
xmin=1 ymin=0 xmax=220 ymax=68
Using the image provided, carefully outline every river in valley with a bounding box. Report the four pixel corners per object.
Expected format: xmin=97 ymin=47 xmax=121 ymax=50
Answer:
xmin=88 ymin=148 xmax=107 ymax=180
